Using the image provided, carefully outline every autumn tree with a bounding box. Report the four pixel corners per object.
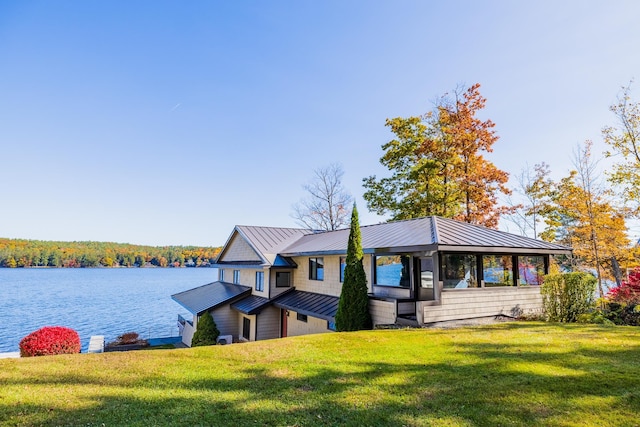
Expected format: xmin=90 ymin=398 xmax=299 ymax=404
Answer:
xmin=292 ymin=163 xmax=353 ymax=231
xmin=363 ymin=83 xmax=511 ymax=228
xmin=539 ymin=141 xmax=629 ymax=296
xmin=603 ymin=82 xmax=640 ymax=215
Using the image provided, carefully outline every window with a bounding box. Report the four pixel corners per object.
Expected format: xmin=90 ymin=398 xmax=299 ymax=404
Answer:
xmin=327 ymin=321 xmax=336 ymax=331
xmin=297 ymin=313 xmax=307 ymax=322
xmin=219 ymin=269 xmax=225 ymax=281
xmin=442 ymin=254 xmax=479 ymax=289
xmin=275 ymin=271 xmax=291 ymax=287
xmin=518 ymin=255 xmax=545 ymax=285
xmin=255 ymin=271 xmax=264 ymax=291
xmin=242 ymin=317 xmax=250 ymax=340
xmin=374 ymin=255 xmax=410 ymax=288
xmin=233 ymin=270 xmax=240 ymax=284
xmin=483 ymin=255 xmax=514 ymax=287
xmin=309 ymin=257 xmax=324 ymax=281
xmin=339 ymin=256 xmax=346 ymax=282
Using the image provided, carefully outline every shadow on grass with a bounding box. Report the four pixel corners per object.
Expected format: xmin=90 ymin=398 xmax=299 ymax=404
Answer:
xmin=2 ymin=324 xmax=640 ymax=426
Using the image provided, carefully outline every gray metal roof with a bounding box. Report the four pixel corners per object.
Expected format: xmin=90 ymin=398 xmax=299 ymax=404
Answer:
xmin=280 ymin=216 xmax=571 ymax=255
xmin=171 ymin=281 xmax=251 ymax=315
xmin=230 ymin=295 xmax=273 ymax=315
xmin=222 ymin=226 xmax=309 ymax=265
xmin=272 ymin=290 xmax=339 ymax=321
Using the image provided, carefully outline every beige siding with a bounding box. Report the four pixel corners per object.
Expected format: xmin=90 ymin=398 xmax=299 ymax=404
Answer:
xmin=211 ymin=305 xmax=240 ymax=338
xmin=291 ymin=255 xmax=373 ymax=296
xmin=286 ymin=310 xmax=333 ymax=337
xmin=422 ymin=287 xmax=542 ymax=323
xmin=256 ymin=306 xmax=281 ymax=340
xmin=369 ymin=299 xmax=397 ymax=326
xmin=269 ymin=269 xmax=293 ymax=298
xmin=219 ymin=233 xmax=261 ymax=262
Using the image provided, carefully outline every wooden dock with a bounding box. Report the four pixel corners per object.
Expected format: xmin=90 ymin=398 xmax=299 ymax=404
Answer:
xmin=87 ymin=335 xmax=105 ymax=353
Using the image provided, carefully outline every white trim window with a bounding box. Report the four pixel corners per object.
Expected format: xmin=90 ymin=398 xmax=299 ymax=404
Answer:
xmin=233 ymin=270 xmax=240 ymax=284
xmin=255 ymin=271 xmax=264 ymax=291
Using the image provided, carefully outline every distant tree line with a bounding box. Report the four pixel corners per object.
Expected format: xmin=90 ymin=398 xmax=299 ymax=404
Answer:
xmin=0 ymin=238 xmax=221 ymax=268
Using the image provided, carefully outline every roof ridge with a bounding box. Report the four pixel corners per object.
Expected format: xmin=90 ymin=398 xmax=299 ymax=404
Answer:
xmin=431 ymin=216 xmax=440 ymax=243
xmin=236 ymin=224 xmax=310 ymax=232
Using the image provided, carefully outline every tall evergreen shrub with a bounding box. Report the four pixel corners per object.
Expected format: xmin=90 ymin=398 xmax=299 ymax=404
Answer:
xmin=541 ymin=272 xmax=597 ymax=322
xmin=335 ymin=204 xmax=372 ymax=331
xmin=191 ymin=310 xmax=220 ymax=346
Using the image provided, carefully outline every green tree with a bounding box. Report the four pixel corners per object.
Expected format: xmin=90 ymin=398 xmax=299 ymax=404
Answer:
xmin=191 ymin=310 xmax=220 ymax=346
xmin=4 ymin=256 xmax=17 ymax=268
xmin=335 ymin=204 xmax=372 ymax=331
xmin=363 ymin=83 xmax=511 ymax=227
xmin=541 ymin=272 xmax=597 ymax=322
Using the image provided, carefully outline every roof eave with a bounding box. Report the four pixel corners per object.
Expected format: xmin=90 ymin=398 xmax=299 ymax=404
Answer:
xmin=437 ymin=245 xmax=572 ymax=255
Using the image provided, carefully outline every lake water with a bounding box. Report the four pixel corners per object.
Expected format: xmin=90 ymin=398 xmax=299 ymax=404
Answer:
xmin=0 ymin=268 xmax=217 ymax=353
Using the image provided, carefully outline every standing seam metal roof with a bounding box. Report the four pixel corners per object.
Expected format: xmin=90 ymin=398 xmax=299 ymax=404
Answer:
xmin=272 ymin=290 xmax=339 ymax=321
xmin=171 ymin=281 xmax=251 ymax=315
xmin=280 ymin=216 xmax=571 ymax=254
xmin=230 ymin=295 xmax=272 ymax=315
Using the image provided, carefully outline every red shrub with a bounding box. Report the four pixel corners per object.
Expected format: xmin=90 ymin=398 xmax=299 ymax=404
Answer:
xmin=19 ymin=326 xmax=81 ymax=357
xmin=607 ymin=268 xmax=640 ymax=305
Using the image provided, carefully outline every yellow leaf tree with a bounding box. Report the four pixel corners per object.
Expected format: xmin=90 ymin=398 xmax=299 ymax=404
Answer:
xmin=540 ymin=141 xmax=630 ymax=296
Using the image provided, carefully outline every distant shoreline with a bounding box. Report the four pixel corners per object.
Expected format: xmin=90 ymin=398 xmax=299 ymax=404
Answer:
xmin=0 ymin=264 xmax=216 ymax=269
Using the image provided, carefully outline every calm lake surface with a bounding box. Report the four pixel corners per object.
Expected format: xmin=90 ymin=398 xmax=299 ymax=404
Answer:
xmin=0 ymin=268 xmax=217 ymax=353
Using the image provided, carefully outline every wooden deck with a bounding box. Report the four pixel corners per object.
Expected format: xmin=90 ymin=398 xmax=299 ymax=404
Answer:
xmin=87 ymin=335 xmax=105 ymax=353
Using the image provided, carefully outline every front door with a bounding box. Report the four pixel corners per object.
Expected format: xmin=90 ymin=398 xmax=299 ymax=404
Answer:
xmin=280 ymin=309 xmax=288 ymax=338
xmin=415 ymin=257 xmax=435 ymax=301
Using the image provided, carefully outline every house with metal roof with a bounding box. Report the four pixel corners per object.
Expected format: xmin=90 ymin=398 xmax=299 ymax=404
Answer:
xmin=172 ymin=216 xmax=571 ymax=345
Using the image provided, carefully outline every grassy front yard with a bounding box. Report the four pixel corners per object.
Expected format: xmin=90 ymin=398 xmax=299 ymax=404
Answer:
xmin=1 ymin=322 xmax=639 ymax=426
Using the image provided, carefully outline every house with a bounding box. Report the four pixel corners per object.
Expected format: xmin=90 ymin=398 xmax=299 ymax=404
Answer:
xmin=171 ymin=216 xmax=571 ymax=346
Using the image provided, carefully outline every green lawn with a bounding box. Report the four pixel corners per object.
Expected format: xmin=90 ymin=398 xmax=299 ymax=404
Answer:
xmin=1 ymin=322 xmax=639 ymax=426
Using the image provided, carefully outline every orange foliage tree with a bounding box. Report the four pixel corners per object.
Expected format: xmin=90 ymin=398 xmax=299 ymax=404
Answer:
xmin=363 ymin=83 xmax=512 ymax=228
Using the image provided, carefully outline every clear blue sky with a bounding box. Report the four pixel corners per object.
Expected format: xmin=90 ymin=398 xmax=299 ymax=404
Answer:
xmin=1 ymin=1 xmax=639 ymax=246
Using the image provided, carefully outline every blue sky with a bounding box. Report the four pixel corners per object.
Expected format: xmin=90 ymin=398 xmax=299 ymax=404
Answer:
xmin=1 ymin=1 xmax=639 ymax=246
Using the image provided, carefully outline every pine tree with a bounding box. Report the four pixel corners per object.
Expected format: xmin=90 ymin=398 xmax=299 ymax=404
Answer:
xmin=191 ymin=310 xmax=220 ymax=346
xmin=335 ymin=204 xmax=372 ymax=331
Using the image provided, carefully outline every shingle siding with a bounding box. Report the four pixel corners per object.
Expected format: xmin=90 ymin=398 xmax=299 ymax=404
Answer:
xmin=256 ymin=306 xmax=280 ymax=340
xmin=219 ymin=233 xmax=262 ymax=262
xmin=421 ymin=287 xmax=542 ymax=323
xmin=286 ymin=310 xmax=332 ymax=337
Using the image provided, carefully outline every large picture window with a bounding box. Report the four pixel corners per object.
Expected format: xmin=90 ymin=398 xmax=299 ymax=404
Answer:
xmin=309 ymin=257 xmax=324 ymax=281
xmin=375 ymin=255 xmax=410 ymax=288
xmin=483 ymin=255 xmax=514 ymax=287
xmin=442 ymin=254 xmax=478 ymax=288
xmin=518 ymin=255 xmax=545 ymax=285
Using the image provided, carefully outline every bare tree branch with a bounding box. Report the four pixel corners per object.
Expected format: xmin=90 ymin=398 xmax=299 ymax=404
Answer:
xmin=292 ymin=163 xmax=353 ymax=231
